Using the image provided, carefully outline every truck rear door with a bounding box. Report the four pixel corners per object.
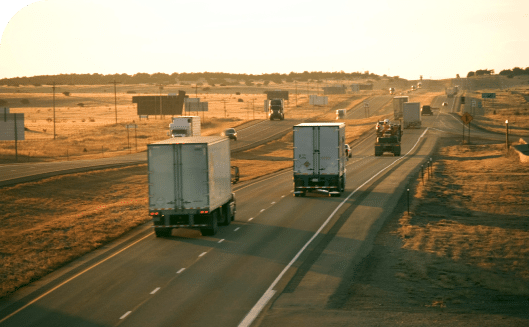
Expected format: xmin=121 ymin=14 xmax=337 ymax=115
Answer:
xmin=318 ymin=126 xmax=340 ymax=175
xmin=179 ymin=143 xmax=209 ymax=210
xmin=293 ymin=126 xmax=317 ymax=176
xmin=148 ymin=144 xmax=177 ymax=210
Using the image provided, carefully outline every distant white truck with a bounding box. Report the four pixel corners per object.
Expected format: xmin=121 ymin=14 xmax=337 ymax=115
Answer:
xmin=168 ymin=116 xmax=201 ymax=137
xmin=293 ymin=123 xmax=347 ymax=197
xmin=392 ymin=96 xmax=409 ymax=120
xmin=403 ymin=102 xmax=421 ymax=129
xmin=336 ymin=109 xmax=346 ymax=119
xmin=148 ymin=136 xmax=236 ymax=237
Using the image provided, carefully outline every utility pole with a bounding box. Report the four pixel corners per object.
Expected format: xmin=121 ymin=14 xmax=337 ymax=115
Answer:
xmin=109 ymin=80 xmax=121 ymax=124
xmin=295 ymin=80 xmax=297 ymax=107
xmin=223 ymin=99 xmax=227 ymax=118
xmin=157 ymin=84 xmax=164 ymax=119
xmin=52 ymin=81 xmax=56 ymax=139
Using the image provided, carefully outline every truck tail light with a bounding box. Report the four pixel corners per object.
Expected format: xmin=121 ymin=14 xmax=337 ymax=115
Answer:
xmin=200 ymin=210 xmax=209 ymax=214
xmin=150 ymin=212 xmax=159 ymax=216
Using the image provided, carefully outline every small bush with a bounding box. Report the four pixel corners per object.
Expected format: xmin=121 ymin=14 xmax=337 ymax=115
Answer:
xmin=21 ymin=99 xmax=30 ymax=104
xmin=46 ymin=117 xmax=52 ymax=122
xmin=236 ymin=92 xmax=241 ymax=95
xmin=238 ymin=98 xmax=244 ymax=102
xmin=126 ymin=90 xmax=137 ymax=94
xmin=62 ymin=91 xmax=70 ymax=96
xmin=220 ymin=84 xmax=226 ymax=86
xmin=82 ymin=118 xmax=86 ymax=122
xmin=202 ymin=87 xmax=211 ymax=91
xmin=77 ymin=103 xmax=84 ymax=107
xmin=89 ymin=117 xmax=95 ymax=122
xmin=83 ymin=148 xmax=88 ymax=152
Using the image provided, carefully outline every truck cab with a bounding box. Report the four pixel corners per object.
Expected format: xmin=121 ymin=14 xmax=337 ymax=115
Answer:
xmin=268 ymin=99 xmax=285 ymax=120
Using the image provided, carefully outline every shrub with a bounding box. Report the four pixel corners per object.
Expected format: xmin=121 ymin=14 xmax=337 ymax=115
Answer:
xmin=46 ymin=117 xmax=52 ymax=122
xmin=77 ymin=103 xmax=84 ymax=107
xmin=238 ymin=98 xmax=244 ymax=102
xmin=126 ymin=90 xmax=137 ymax=94
xmin=89 ymin=117 xmax=95 ymax=122
xmin=82 ymin=118 xmax=86 ymax=122
xmin=21 ymin=99 xmax=30 ymax=104
xmin=62 ymin=91 xmax=70 ymax=96
xmin=202 ymin=87 xmax=211 ymax=91
xmin=236 ymin=92 xmax=241 ymax=95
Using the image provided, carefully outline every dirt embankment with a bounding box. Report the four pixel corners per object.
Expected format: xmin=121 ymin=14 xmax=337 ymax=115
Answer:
xmin=338 ymin=137 xmax=529 ymax=325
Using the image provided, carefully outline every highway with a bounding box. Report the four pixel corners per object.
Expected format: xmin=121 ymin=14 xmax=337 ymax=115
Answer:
xmin=0 ymin=94 xmax=515 ymax=326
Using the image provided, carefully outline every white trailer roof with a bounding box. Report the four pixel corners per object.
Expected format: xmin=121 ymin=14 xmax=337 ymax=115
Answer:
xmin=295 ymin=122 xmax=345 ymax=127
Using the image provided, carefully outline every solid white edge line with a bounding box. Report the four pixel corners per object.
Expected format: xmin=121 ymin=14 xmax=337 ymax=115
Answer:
xmin=248 ymin=218 xmax=254 ymax=221
xmin=120 ymin=311 xmax=132 ymax=320
xmin=238 ymin=128 xmax=430 ymax=327
xmin=177 ymin=268 xmax=185 ymax=274
xmin=218 ymin=239 xmax=225 ymax=243
xmin=238 ymin=290 xmax=276 ymax=327
xmin=234 ymin=227 xmax=240 ymax=231
xmin=150 ymin=287 xmax=160 ymax=295
xmin=199 ymin=252 xmax=207 ymax=257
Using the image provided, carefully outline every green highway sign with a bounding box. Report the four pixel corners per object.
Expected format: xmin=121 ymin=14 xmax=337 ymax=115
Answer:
xmin=482 ymin=93 xmax=496 ymax=99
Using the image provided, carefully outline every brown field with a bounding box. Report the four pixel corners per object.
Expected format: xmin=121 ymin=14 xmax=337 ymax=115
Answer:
xmin=466 ymin=87 xmax=529 ymax=136
xmin=0 ymin=82 xmax=380 ymax=163
xmin=343 ymin=136 xmax=529 ymax=323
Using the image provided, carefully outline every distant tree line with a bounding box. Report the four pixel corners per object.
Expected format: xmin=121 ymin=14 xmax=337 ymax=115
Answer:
xmin=467 ymin=67 xmax=529 ymax=78
xmin=498 ymin=67 xmax=529 ymax=78
xmin=0 ymin=71 xmax=386 ymax=87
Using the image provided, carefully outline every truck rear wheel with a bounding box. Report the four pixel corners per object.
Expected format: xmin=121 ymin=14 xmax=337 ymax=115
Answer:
xmin=219 ymin=205 xmax=231 ymax=226
xmin=155 ymin=227 xmax=172 ymax=237
xmin=200 ymin=211 xmax=218 ymax=236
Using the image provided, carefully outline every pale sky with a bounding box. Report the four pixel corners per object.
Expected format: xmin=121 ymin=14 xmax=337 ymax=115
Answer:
xmin=1 ymin=0 xmax=528 ymax=80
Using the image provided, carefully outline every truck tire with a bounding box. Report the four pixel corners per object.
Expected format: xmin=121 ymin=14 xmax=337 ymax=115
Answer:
xmin=155 ymin=227 xmax=172 ymax=237
xmin=201 ymin=211 xmax=218 ymax=236
xmin=219 ymin=205 xmax=231 ymax=226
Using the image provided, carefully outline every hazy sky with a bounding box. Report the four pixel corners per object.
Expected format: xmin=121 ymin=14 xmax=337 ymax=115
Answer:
xmin=1 ymin=0 xmax=528 ymax=80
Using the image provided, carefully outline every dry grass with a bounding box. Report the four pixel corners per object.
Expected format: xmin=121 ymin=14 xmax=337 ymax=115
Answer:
xmin=467 ymin=87 xmax=529 ymax=136
xmin=0 ymin=83 xmax=380 ymax=162
xmin=394 ymin=138 xmax=529 ymax=301
xmin=0 ymin=165 xmax=149 ymax=298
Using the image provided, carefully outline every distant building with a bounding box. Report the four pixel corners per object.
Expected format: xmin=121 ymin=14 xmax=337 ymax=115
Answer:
xmin=323 ymin=85 xmax=347 ymax=95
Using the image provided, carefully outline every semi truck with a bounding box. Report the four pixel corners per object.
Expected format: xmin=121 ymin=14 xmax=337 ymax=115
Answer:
xmin=392 ymin=96 xmax=409 ymax=119
xmin=403 ymin=102 xmax=422 ymax=128
xmin=293 ymin=123 xmax=347 ymax=197
xmin=148 ymin=136 xmax=236 ymax=237
xmin=267 ymin=98 xmax=285 ymax=120
xmin=389 ymin=87 xmax=395 ymax=95
xmin=375 ymin=121 xmax=402 ymax=156
xmin=168 ymin=116 xmax=201 ymax=137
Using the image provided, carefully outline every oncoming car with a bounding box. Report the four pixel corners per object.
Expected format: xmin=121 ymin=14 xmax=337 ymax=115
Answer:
xmin=222 ymin=128 xmax=238 ymax=140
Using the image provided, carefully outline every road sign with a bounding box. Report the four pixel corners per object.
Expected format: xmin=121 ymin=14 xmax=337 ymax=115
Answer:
xmin=461 ymin=112 xmax=473 ymax=124
xmin=482 ymin=93 xmax=496 ymax=99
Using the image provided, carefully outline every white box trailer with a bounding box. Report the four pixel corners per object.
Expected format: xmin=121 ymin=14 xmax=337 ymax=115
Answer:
xmin=293 ymin=123 xmax=347 ymax=197
xmin=393 ymin=96 xmax=408 ymax=120
xmin=169 ymin=116 xmax=201 ymax=137
xmin=403 ymin=102 xmax=421 ymax=129
xmin=148 ymin=136 xmax=235 ymax=237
